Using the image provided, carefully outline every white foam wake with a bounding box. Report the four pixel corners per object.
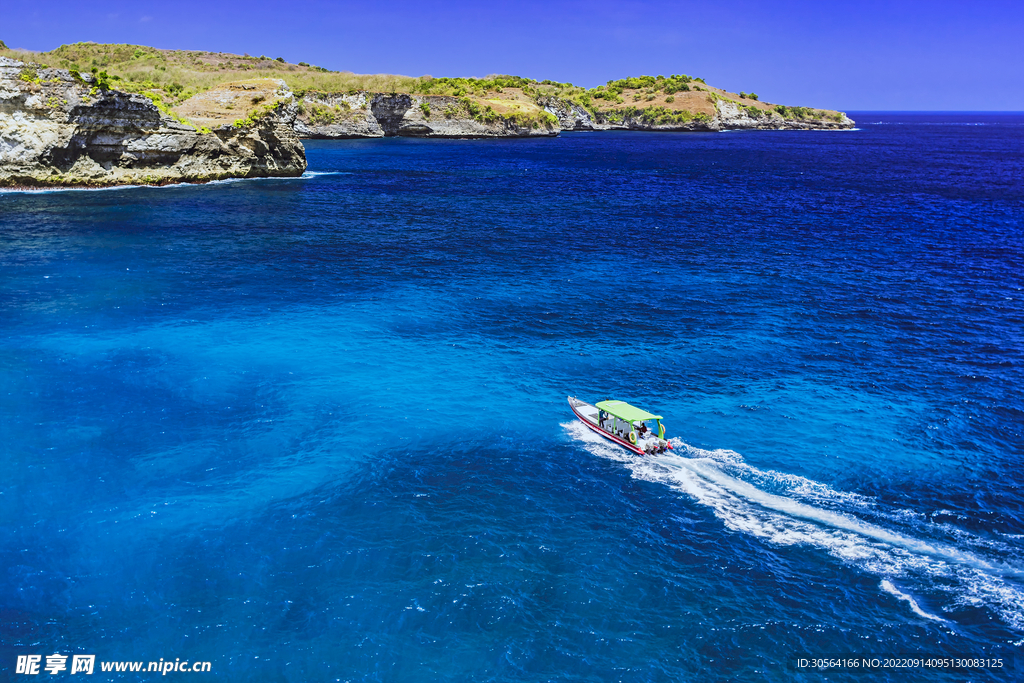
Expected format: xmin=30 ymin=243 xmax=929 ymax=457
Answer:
xmin=301 ymin=171 xmax=353 ymax=178
xmin=880 ymin=580 xmax=947 ymax=622
xmin=563 ymin=421 xmax=1024 ymax=632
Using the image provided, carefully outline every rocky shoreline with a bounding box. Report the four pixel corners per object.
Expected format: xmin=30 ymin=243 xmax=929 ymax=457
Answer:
xmin=292 ymin=90 xmax=853 ymax=139
xmin=293 ymin=92 xmax=559 ymax=139
xmin=0 ymin=57 xmax=306 ymax=188
xmin=2 ymin=55 xmax=853 ymax=189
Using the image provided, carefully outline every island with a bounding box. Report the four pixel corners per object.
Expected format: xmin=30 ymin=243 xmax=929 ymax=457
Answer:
xmin=1 ymin=42 xmax=854 ymax=188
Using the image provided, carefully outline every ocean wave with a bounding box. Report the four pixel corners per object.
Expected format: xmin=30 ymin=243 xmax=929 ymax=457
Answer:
xmin=0 ymin=173 xmax=317 ymax=195
xmin=563 ymin=421 xmax=1024 ymax=632
xmin=301 ymin=170 xmax=353 ymax=177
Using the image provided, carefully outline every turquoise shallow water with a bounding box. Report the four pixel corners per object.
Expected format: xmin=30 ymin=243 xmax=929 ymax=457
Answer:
xmin=2 ymin=114 xmax=1023 ymax=681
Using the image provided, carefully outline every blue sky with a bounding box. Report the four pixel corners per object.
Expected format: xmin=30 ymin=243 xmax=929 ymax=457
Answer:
xmin=4 ymin=0 xmax=1023 ymax=110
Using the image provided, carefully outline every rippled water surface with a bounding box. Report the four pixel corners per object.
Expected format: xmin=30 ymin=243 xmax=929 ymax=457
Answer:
xmin=2 ymin=113 xmax=1023 ymax=681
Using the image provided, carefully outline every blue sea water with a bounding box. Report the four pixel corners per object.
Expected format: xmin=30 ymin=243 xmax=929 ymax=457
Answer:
xmin=1 ymin=112 xmax=1023 ymax=681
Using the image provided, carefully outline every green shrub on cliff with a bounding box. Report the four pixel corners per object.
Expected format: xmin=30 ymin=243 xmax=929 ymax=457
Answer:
xmin=306 ymin=103 xmax=337 ymax=125
xmin=638 ymin=107 xmax=695 ymax=125
xmin=141 ymin=91 xmax=199 ymax=129
xmin=477 ymin=105 xmax=500 ymax=123
xmin=442 ymin=96 xmax=555 ymax=129
xmin=601 ymin=74 xmax=695 ymax=97
xmin=601 ymin=106 xmax=706 ymax=126
xmin=500 ymin=109 xmax=556 ymax=129
xmin=662 ymin=75 xmax=692 ymax=94
xmin=604 ymin=75 xmax=656 ymax=91
xmin=460 ymin=97 xmax=481 ymax=118
xmin=233 ymin=102 xmax=278 ymax=128
xmin=420 ymin=102 xmax=431 ymax=119
xmin=772 ymin=105 xmax=841 ymax=121
xmin=413 ymin=75 xmax=539 ymax=97
xmin=775 ymin=105 xmax=813 ymax=119
xmin=591 ymin=88 xmax=624 ymax=104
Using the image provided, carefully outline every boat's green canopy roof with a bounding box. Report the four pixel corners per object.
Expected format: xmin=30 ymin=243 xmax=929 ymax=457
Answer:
xmin=595 ymin=400 xmax=662 ymax=423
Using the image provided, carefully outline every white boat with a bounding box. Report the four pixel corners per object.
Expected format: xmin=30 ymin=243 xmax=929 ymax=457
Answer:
xmin=568 ymin=396 xmax=673 ymax=455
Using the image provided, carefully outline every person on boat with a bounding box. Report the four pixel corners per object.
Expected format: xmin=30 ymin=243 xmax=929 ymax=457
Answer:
xmin=638 ymin=422 xmax=648 ymax=437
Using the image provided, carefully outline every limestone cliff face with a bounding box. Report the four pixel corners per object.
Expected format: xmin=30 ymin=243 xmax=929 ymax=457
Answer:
xmin=296 ymin=93 xmax=558 ymax=138
xmin=296 ymin=93 xmax=853 ymax=137
xmin=542 ymin=95 xmax=853 ymax=133
xmin=293 ymin=92 xmax=384 ymax=138
xmin=0 ymin=57 xmax=306 ymax=188
xmin=373 ymin=94 xmax=557 ymax=138
xmin=541 ymin=98 xmax=600 ymax=132
xmin=713 ymin=100 xmax=853 ymax=130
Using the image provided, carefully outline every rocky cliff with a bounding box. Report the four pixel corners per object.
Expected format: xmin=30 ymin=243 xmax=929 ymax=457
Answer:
xmin=290 ymin=89 xmax=851 ymax=139
xmin=541 ymin=98 xmax=603 ymax=132
xmin=543 ymin=95 xmax=853 ymax=132
xmin=295 ymin=92 xmax=558 ymax=139
xmin=0 ymin=57 xmax=306 ymax=188
xmin=293 ymin=92 xmax=383 ymax=138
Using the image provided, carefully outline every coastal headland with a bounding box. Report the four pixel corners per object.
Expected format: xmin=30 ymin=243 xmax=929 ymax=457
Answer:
xmin=1 ymin=42 xmax=854 ymax=188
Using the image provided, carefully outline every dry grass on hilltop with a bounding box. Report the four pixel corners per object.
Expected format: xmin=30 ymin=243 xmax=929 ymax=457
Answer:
xmin=0 ymin=42 xmax=424 ymax=105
